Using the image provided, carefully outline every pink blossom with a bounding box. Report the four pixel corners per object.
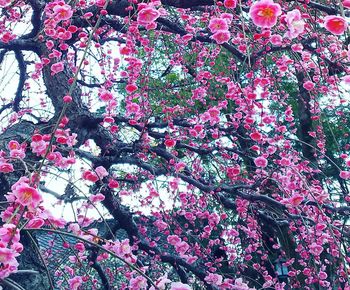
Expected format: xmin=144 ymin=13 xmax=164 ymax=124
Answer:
xmin=53 ymin=4 xmax=73 ymax=21
xmin=303 ymin=81 xmax=315 ymax=91
xmin=167 ymin=235 xmax=181 ymax=245
xmin=111 ymin=239 xmax=136 ymax=263
xmin=99 ymin=90 xmax=113 ymax=102
xmin=74 ymin=242 xmax=85 ymax=252
xmin=227 ymin=166 xmax=240 ymax=179
xmin=339 ymin=170 xmax=350 ymax=179
xmin=95 ymin=166 xmax=108 ymax=178
xmin=137 ymin=7 xmax=160 ymax=25
xmin=26 ymin=218 xmax=45 ymax=229
xmin=288 ymin=194 xmax=304 ymax=207
xmin=170 ymin=282 xmax=192 ymax=290
xmin=8 ymin=140 xmax=20 ymax=150
xmin=0 ymin=0 xmax=11 ymax=7
xmin=270 ymin=34 xmax=282 ymax=45
xmin=10 ymin=149 xmax=25 ymax=159
xmin=14 ymin=184 xmax=42 ymax=207
xmin=31 ymin=140 xmax=48 ymax=156
xmin=324 ymin=15 xmax=348 ymax=35
xmin=175 ymin=241 xmax=190 ymax=254
xmin=208 ymin=18 xmax=229 ymax=33
xmin=254 ymin=156 xmax=268 ymax=168
xmin=344 ymin=0 xmax=350 ymax=8
xmin=0 ymin=224 xmax=20 ymax=243
xmin=89 ymin=193 xmax=105 ymax=203
xmin=280 ymin=158 xmax=291 ymax=166
xmin=0 ymin=162 xmax=14 ymax=173
xmin=205 ymin=273 xmax=223 ymax=286
xmin=249 ymin=0 xmax=282 ymax=28
xmin=130 ymin=276 xmax=148 ymax=289
xmin=232 ymin=278 xmax=250 ymax=289
xmin=285 ymin=9 xmax=305 ymax=39
xmin=175 ymin=162 xmax=186 ymax=172
xmin=51 ymin=62 xmax=64 ymax=75
xmin=319 ymin=271 xmax=327 ymax=280
xmin=0 ymin=246 xmax=19 ymax=279
xmin=309 ymin=242 xmax=323 ymax=256
xmin=126 ymin=102 xmax=140 ymax=115
xmin=342 ymin=75 xmax=350 ymax=85
xmin=211 ymin=30 xmax=231 ymax=44
xmin=155 ymin=275 xmax=171 ymax=289
xmin=69 ymin=276 xmax=83 ymax=290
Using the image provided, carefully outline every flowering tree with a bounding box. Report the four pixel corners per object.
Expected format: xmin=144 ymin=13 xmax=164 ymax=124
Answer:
xmin=1 ymin=0 xmax=350 ymax=289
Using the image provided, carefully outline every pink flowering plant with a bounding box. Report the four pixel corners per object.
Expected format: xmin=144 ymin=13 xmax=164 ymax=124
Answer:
xmin=0 ymin=0 xmax=350 ymax=289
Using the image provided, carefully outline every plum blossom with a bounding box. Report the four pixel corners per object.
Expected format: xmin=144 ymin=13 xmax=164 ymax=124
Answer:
xmin=82 ymin=170 xmax=99 ymax=182
xmin=89 ymin=193 xmax=105 ymax=203
xmin=224 ymin=0 xmax=237 ymax=8
xmin=108 ymin=179 xmax=119 ymax=189
xmin=95 ymin=166 xmax=108 ymax=179
xmin=324 ymin=15 xmax=348 ymax=35
xmin=340 ymin=170 xmax=350 ymax=179
xmin=164 ymin=139 xmax=176 ymax=147
xmin=344 ymin=0 xmax=350 ymax=8
xmin=69 ymin=276 xmax=83 ymax=290
xmin=254 ymin=156 xmax=268 ymax=168
xmin=227 ymin=166 xmax=240 ymax=179
xmin=0 ymin=0 xmax=11 ymax=7
xmin=288 ymin=194 xmax=304 ymax=207
xmin=175 ymin=241 xmax=190 ymax=255
xmin=0 ymin=246 xmax=19 ymax=279
xmin=170 ymin=282 xmax=192 ymax=290
xmin=232 ymin=278 xmax=251 ymax=289
xmin=270 ymin=34 xmax=282 ymax=46
xmin=0 ymin=162 xmax=14 ymax=173
xmin=31 ymin=140 xmax=48 ymax=156
xmin=211 ymin=30 xmax=231 ymax=44
xmin=126 ymin=84 xmax=138 ymax=94
xmin=205 ymin=273 xmax=223 ymax=286
xmin=208 ymin=18 xmax=229 ymax=33
xmin=13 ymin=184 xmax=42 ymax=207
xmin=309 ymin=242 xmax=323 ymax=256
xmin=8 ymin=140 xmax=20 ymax=150
xmin=0 ymin=224 xmax=20 ymax=244
xmin=285 ymin=9 xmax=305 ymax=38
xmin=167 ymin=235 xmax=181 ymax=245
xmin=130 ymin=276 xmax=148 ymax=289
xmin=51 ymin=62 xmax=64 ymax=75
xmin=342 ymin=75 xmax=350 ymax=85
xmin=111 ymin=239 xmax=136 ymax=263
xmin=53 ymin=3 xmax=73 ymax=21
xmin=249 ymin=0 xmax=282 ymax=28
xmin=155 ymin=275 xmax=171 ymax=289
xmin=126 ymin=102 xmax=140 ymax=116
xmin=137 ymin=7 xmax=160 ymax=26
xmin=99 ymin=90 xmax=114 ymax=102
xmin=10 ymin=149 xmax=25 ymax=159
xmin=26 ymin=218 xmax=45 ymax=229
xmin=303 ymin=80 xmax=315 ymax=91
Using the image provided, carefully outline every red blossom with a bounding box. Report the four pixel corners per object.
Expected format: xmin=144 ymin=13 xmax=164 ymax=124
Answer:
xmin=324 ymin=15 xmax=348 ymax=35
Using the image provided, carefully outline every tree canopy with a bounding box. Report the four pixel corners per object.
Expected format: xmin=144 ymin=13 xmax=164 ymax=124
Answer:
xmin=0 ymin=0 xmax=350 ymax=289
